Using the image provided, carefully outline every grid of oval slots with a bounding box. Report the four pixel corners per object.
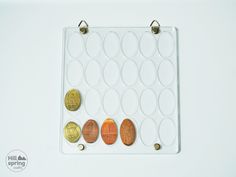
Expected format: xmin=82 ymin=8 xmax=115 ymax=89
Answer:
xmin=63 ymin=29 xmax=177 ymax=150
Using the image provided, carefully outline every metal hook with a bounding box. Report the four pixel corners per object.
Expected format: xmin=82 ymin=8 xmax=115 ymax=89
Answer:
xmin=150 ymin=20 xmax=160 ymax=34
xmin=78 ymin=20 xmax=89 ymax=34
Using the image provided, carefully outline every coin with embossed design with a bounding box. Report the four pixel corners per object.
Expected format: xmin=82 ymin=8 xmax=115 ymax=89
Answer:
xmin=82 ymin=119 xmax=99 ymax=143
xmin=64 ymin=89 xmax=81 ymax=111
xmin=64 ymin=121 xmax=81 ymax=143
xmin=120 ymin=118 xmax=136 ymax=146
xmin=101 ymin=118 xmax=117 ymax=145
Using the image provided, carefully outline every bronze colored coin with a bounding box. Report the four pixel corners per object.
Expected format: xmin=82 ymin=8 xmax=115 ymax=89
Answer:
xmin=120 ymin=118 xmax=136 ymax=146
xmin=82 ymin=119 xmax=99 ymax=143
xmin=101 ymin=118 xmax=118 ymax=145
xmin=64 ymin=89 xmax=81 ymax=111
xmin=64 ymin=121 xmax=81 ymax=143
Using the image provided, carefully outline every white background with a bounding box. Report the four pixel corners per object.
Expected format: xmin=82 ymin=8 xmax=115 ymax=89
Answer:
xmin=0 ymin=1 xmax=236 ymax=177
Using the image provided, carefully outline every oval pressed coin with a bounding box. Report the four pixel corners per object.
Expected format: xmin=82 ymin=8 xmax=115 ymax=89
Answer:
xmin=120 ymin=119 xmax=136 ymax=146
xmin=64 ymin=89 xmax=81 ymax=111
xmin=64 ymin=121 xmax=81 ymax=143
xmin=82 ymin=119 xmax=99 ymax=143
xmin=101 ymin=118 xmax=117 ymax=145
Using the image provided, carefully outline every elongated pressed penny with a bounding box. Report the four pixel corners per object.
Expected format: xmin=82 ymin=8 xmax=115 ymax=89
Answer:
xmin=120 ymin=118 xmax=136 ymax=146
xmin=82 ymin=119 xmax=99 ymax=143
xmin=101 ymin=118 xmax=117 ymax=145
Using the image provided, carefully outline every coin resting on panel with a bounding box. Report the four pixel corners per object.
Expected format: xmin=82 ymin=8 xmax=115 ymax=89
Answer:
xmin=101 ymin=118 xmax=118 ymax=145
xmin=64 ymin=121 xmax=81 ymax=143
xmin=82 ymin=119 xmax=99 ymax=143
xmin=120 ymin=119 xmax=136 ymax=146
xmin=64 ymin=89 xmax=81 ymax=111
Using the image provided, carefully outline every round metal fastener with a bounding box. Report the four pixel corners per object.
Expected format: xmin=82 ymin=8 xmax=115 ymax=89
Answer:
xmin=64 ymin=89 xmax=81 ymax=111
xmin=154 ymin=143 xmax=161 ymax=150
xmin=78 ymin=144 xmax=85 ymax=151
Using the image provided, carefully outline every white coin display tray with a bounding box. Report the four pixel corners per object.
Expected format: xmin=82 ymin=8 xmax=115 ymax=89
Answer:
xmin=60 ymin=26 xmax=180 ymax=154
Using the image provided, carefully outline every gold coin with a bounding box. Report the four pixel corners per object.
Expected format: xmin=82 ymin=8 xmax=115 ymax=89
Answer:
xmin=64 ymin=121 xmax=81 ymax=143
xmin=64 ymin=89 xmax=81 ymax=111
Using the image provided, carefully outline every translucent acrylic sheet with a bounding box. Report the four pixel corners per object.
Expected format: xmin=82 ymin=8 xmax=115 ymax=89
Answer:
xmin=60 ymin=26 xmax=180 ymax=154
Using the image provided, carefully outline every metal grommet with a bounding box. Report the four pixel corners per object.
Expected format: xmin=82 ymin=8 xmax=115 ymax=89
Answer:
xmin=154 ymin=143 xmax=161 ymax=150
xmin=150 ymin=20 xmax=160 ymax=34
xmin=78 ymin=20 xmax=89 ymax=34
xmin=78 ymin=144 xmax=85 ymax=151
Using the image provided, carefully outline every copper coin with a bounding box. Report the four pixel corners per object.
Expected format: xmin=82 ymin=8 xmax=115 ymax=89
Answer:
xmin=82 ymin=119 xmax=99 ymax=143
xmin=120 ymin=118 xmax=136 ymax=146
xmin=101 ymin=118 xmax=117 ymax=145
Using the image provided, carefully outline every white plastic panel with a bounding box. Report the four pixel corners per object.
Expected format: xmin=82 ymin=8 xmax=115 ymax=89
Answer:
xmin=61 ymin=26 xmax=180 ymax=154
